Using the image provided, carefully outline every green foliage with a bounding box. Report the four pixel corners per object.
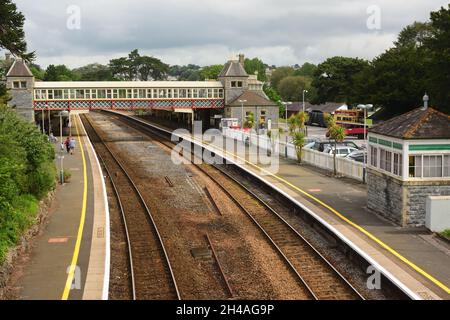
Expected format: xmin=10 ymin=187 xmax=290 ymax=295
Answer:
xmin=30 ymin=64 xmax=45 ymax=80
xmin=200 ymin=64 xmax=223 ymax=80
xmin=293 ymin=62 xmax=317 ymax=77
xmin=311 ymin=56 xmax=369 ymax=105
xmin=109 ymin=49 xmax=169 ymax=81
xmin=0 ymin=105 xmax=56 ymax=263
xmin=263 ymin=84 xmax=283 ymax=117
xmin=327 ymin=124 xmax=346 ymax=176
xmin=168 ymin=64 xmax=201 ymax=80
xmin=0 ymin=0 xmax=35 ymax=61
xmin=243 ymin=112 xmax=255 ymax=129
xmin=72 ymin=63 xmax=114 ymax=81
xmin=287 ymin=112 xmax=309 ymax=163
xmin=440 ymin=229 xmax=450 ymax=238
xmin=44 ymin=64 xmax=78 ymax=81
xmin=244 ymin=57 xmax=267 ymax=82
xmin=277 ymin=76 xmax=310 ymax=101
xmin=270 ymin=66 xmax=295 ymax=89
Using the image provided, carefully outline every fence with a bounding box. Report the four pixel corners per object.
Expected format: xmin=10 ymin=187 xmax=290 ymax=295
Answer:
xmin=222 ymin=127 xmax=366 ymax=182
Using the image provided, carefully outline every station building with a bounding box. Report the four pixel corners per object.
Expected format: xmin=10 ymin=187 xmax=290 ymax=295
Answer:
xmin=367 ymin=101 xmax=450 ymax=227
xmin=5 ymin=54 xmax=279 ymax=131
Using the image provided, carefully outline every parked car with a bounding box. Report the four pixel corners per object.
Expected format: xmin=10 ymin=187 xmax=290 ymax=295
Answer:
xmin=306 ymin=140 xmax=361 ymax=152
xmin=345 ymin=150 xmax=367 ymax=163
xmin=323 ymin=146 xmax=359 ymax=157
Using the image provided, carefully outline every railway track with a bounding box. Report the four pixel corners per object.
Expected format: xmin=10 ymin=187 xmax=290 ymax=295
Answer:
xmin=81 ymin=114 xmax=180 ymax=300
xmin=110 ymin=112 xmax=365 ymax=300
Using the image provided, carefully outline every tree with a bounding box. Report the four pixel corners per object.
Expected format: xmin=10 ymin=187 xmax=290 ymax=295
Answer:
xmin=424 ymin=5 xmax=450 ymax=113
xmin=109 ymin=50 xmax=168 ymax=81
xmin=263 ymin=84 xmax=283 ymax=118
xmin=287 ymin=111 xmax=309 ymax=163
xmin=44 ymin=64 xmax=76 ymax=81
xmin=109 ymin=57 xmax=130 ymax=80
xmin=294 ymin=62 xmax=317 ymax=77
xmin=270 ymin=67 xmax=294 ymax=89
xmin=72 ymin=63 xmax=113 ymax=81
xmin=0 ymin=0 xmax=34 ymax=61
xmin=244 ymin=57 xmax=267 ymax=82
xmin=200 ymin=64 xmax=223 ymax=80
xmin=325 ymin=114 xmax=346 ymax=176
xmin=395 ymin=21 xmax=433 ymax=48
xmin=311 ymin=56 xmax=369 ymax=104
xmin=30 ymin=64 xmax=45 ymax=80
xmin=243 ymin=112 xmax=255 ymax=129
xmin=277 ymin=76 xmax=309 ymax=101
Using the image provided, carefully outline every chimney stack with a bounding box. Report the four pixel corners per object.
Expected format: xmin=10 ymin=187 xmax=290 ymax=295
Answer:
xmin=422 ymin=93 xmax=429 ymax=110
xmin=238 ymin=53 xmax=245 ymax=67
xmin=5 ymin=52 xmax=11 ymax=63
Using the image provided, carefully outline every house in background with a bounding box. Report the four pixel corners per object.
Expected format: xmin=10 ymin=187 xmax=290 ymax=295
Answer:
xmin=367 ymin=101 xmax=450 ymax=227
xmin=286 ymin=102 xmax=347 ymax=127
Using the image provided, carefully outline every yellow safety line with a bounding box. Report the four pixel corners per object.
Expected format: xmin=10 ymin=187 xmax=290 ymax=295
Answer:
xmin=61 ymin=116 xmax=88 ymax=300
xmin=191 ymin=134 xmax=450 ymax=295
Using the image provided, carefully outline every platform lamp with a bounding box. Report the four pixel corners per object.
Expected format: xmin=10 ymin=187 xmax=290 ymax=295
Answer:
xmin=58 ymin=110 xmax=69 ymax=184
xmin=238 ymin=99 xmax=247 ymax=129
xmin=281 ymin=101 xmax=292 ymax=158
xmin=357 ymin=104 xmax=373 ymax=181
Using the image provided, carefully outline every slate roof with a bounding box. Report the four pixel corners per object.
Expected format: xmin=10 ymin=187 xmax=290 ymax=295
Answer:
xmin=218 ymin=60 xmax=248 ymax=77
xmin=6 ymin=59 xmax=33 ymax=77
xmin=369 ymin=107 xmax=450 ymax=139
xmin=287 ymin=102 xmax=345 ymax=114
xmin=228 ymin=90 xmax=277 ymax=107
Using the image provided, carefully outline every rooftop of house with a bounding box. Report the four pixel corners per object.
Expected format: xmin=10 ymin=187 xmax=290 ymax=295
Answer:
xmin=218 ymin=60 xmax=248 ymax=78
xmin=6 ymin=59 xmax=33 ymax=77
xmin=369 ymin=107 xmax=450 ymax=140
xmin=228 ymin=90 xmax=276 ymax=107
xmin=287 ymin=102 xmax=347 ymax=114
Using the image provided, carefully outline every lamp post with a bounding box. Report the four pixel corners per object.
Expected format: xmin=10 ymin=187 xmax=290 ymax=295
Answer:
xmin=58 ymin=110 xmax=69 ymax=184
xmin=280 ymin=101 xmax=292 ymax=158
xmin=357 ymin=104 xmax=373 ymax=174
xmin=238 ymin=99 xmax=247 ymax=130
xmin=302 ymin=90 xmax=308 ymax=113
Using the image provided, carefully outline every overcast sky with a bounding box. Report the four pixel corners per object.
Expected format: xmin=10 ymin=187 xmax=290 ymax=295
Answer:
xmin=10 ymin=0 xmax=449 ymax=68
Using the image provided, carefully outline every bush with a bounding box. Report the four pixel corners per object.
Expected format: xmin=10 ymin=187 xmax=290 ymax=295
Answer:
xmin=0 ymin=104 xmax=56 ymax=263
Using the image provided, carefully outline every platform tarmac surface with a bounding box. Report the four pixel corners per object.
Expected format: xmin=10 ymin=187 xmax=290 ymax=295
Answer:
xmin=11 ymin=116 xmax=107 ymax=300
xmin=117 ymin=112 xmax=450 ymax=299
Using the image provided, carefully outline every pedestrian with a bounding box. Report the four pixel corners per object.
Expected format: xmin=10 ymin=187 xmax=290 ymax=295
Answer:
xmin=69 ymin=137 xmax=76 ymax=155
xmin=64 ymin=137 xmax=71 ymax=154
xmin=49 ymin=132 xmax=57 ymax=143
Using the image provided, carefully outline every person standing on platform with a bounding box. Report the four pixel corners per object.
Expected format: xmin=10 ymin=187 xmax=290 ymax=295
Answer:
xmin=69 ymin=137 xmax=76 ymax=155
xmin=64 ymin=137 xmax=71 ymax=154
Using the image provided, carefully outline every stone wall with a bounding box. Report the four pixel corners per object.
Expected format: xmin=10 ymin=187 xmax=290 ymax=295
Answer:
xmin=367 ymin=169 xmax=405 ymax=225
xmin=406 ymin=183 xmax=450 ymax=226
xmin=229 ymin=105 xmax=279 ymax=129
xmin=368 ymin=168 xmax=450 ymax=226
xmin=6 ymin=77 xmax=34 ymax=122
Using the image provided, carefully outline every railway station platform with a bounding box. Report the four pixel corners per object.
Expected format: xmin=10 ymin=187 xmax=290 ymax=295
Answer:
xmin=111 ymin=111 xmax=450 ymax=300
xmin=9 ymin=115 xmax=109 ymax=300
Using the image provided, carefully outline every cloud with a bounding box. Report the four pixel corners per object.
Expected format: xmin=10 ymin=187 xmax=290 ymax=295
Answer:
xmin=12 ymin=0 xmax=449 ymax=68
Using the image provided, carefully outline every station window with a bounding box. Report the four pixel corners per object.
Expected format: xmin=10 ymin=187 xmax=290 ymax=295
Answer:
xmin=91 ymin=90 xmax=97 ymax=99
xmin=199 ymin=89 xmax=207 ymax=98
xmin=99 ymin=89 xmax=107 ymax=99
xmin=20 ymin=81 xmax=27 ymax=88
xmin=48 ymin=90 xmax=54 ymax=100
xmin=85 ymin=90 xmax=91 ymax=99
xmin=152 ymin=89 xmax=158 ymax=99
xmin=192 ymin=89 xmax=198 ymax=98
xmin=173 ymin=89 xmax=179 ymax=99
xmin=113 ymin=89 xmax=118 ymax=99
xmin=75 ymin=89 xmax=85 ymax=99
xmin=118 ymin=89 xmax=126 ymax=99
xmin=218 ymin=89 xmax=224 ymax=98
xmin=380 ymin=149 xmax=392 ymax=173
xmin=179 ymin=89 xmax=187 ymax=98
xmin=393 ymin=153 xmax=402 ymax=176
xmin=159 ymin=89 xmax=167 ymax=98
xmin=370 ymin=146 xmax=378 ymax=167
xmin=167 ymin=89 xmax=172 ymax=98
xmin=127 ymin=89 xmax=133 ymax=99
xmin=13 ymin=81 xmax=20 ymax=89
xmin=207 ymin=89 xmax=213 ymax=98
xmin=187 ymin=89 xmax=192 ymax=98
xmin=237 ymin=81 xmax=243 ymax=88
xmin=146 ymin=89 xmax=152 ymax=98
xmin=138 ymin=89 xmax=145 ymax=99
xmin=231 ymin=81 xmax=237 ymax=88
xmin=54 ymin=89 xmax=63 ymax=100
xmin=409 ymin=154 xmax=450 ymax=178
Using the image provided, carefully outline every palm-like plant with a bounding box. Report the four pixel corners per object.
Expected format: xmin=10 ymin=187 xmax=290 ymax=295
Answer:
xmin=288 ymin=111 xmax=309 ymax=163
xmin=244 ymin=112 xmax=255 ymax=129
xmin=292 ymin=131 xmax=306 ymax=163
xmin=328 ymin=124 xmax=346 ymax=176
